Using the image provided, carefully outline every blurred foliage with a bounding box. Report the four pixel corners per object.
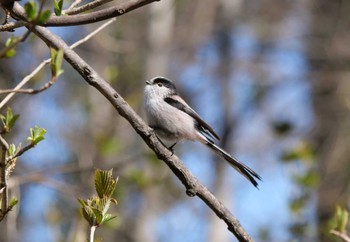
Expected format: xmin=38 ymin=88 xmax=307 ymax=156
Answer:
xmin=281 ymin=142 xmax=315 ymax=163
xmin=281 ymin=140 xmax=319 ymax=240
xmin=4 ymin=36 xmax=19 ymax=58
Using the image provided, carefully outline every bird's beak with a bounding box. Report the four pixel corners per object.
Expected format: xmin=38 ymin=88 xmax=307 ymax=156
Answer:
xmin=145 ymin=80 xmax=151 ymax=85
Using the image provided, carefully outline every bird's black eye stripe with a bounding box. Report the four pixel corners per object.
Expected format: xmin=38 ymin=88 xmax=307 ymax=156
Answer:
xmin=152 ymin=77 xmax=177 ymax=91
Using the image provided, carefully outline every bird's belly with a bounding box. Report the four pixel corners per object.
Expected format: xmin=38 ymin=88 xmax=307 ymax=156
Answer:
xmin=146 ymin=101 xmax=195 ymax=141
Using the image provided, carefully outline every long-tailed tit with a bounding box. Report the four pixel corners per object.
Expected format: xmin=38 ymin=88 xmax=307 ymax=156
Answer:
xmin=144 ymin=76 xmax=261 ymax=188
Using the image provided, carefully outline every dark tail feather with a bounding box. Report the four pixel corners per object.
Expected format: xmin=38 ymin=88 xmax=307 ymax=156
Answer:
xmin=205 ymin=141 xmax=261 ymax=188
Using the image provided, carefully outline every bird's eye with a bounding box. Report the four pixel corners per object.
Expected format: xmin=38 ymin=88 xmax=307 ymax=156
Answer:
xmin=157 ymin=83 xmax=163 ymax=87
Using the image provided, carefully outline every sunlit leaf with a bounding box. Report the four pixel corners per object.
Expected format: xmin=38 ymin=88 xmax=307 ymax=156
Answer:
xmin=27 ymin=126 xmax=46 ymax=145
xmin=9 ymin=197 xmax=18 ymax=208
xmin=95 ymin=169 xmax=117 ymax=198
xmin=54 ymin=0 xmax=64 ymax=16
xmin=101 ymin=213 xmax=117 ymax=224
xmin=50 ymin=48 xmax=64 ymax=77
xmin=92 ymin=208 xmax=103 ymax=225
xmin=0 ymin=107 xmax=19 ymax=132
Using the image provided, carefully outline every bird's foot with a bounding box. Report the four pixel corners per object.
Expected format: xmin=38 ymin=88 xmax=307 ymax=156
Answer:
xmin=167 ymin=142 xmax=177 ymax=156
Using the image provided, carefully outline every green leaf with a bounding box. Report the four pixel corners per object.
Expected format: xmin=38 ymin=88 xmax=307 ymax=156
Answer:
xmin=55 ymin=48 xmax=64 ymax=74
xmin=50 ymin=48 xmax=64 ymax=77
xmin=101 ymin=213 xmax=117 ymax=224
xmin=0 ymin=107 xmax=19 ymax=132
xmin=38 ymin=10 xmax=51 ymax=24
xmin=92 ymin=208 xmax=103 ymax=225
xmin=9 ymin=197 xmax=18 ymax=208
xmin=6 ymin=144 xmax=16 ymax=157
xmin=50 ymin=48 xmax=58 ymax=74
xmin=101 ymin=197 xmax=111 ymax=215
xmin=24 ymin=1 xmax=37 ymax=20
xmin=54 ymin=0 xmax=64 ymax=16
xmin=3 ymin=36 xmax=20 ymax=58
xmin=94 ymin=169 xmax=118 ymax=198
xmin=78 ymin=198 xmax=96 ymax=226
xmin=27 ymin=126 xmax=46 ymax=145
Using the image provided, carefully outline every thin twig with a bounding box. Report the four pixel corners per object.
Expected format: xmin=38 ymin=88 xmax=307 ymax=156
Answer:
xmin=89 ymin=226 xmax=96 ymax=242
xmin=6 ymin=143 xmax=34 ymax=163
xmin=64 ymin=0 xmax=115 ymax=15
xmin=330 ymin=230 xmax=350 ymax=242
xmin=66 ymin=0 xmax=83 ymax=11
xmin=0 ymin=59 xmax=50 ymax=110
xmin=0 ymin=75 xmax=58 ymax=95
xmin=0 ymin=18 xmax=116 ymax=110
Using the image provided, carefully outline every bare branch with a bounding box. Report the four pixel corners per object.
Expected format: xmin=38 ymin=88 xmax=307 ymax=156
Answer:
xmin=0 ymin=59 xmax=50 ymax=110
xmin=0 ymin=20 xmax=25 ymax=31
xmin=0 ymin=21 xmax=26 ymax=32
xmin=9 ymin=0 xmax=158 ymax=27
xmin=30 ymin=22 xmax=254 ymax=242
xmin=0 ymin=75 xmax=58 ymax=95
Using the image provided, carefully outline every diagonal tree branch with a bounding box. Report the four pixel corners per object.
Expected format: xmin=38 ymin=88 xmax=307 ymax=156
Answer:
xmin=6 ymin=2 xmax=255 ymax=242
xmin=30 ymin=26 xmax=253 ymax=242
xmin=9 ymin=0 xmax=158 ymax=27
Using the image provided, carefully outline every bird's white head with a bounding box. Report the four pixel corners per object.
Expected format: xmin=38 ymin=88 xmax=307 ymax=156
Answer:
xmin=144 ymin=76 xmax=177 ymax=99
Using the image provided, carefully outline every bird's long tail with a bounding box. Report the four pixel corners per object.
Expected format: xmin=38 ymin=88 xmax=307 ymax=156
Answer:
xmin=205 ymin=141 xmax=261 ymax=188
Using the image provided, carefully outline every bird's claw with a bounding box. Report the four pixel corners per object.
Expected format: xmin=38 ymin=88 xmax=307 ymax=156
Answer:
xmin=167 ymin=142 xmax=177 ymax=156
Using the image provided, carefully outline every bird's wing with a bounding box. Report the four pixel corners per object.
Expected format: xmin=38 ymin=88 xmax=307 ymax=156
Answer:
xmin=164 ymin=96 xmax=220 ymax=140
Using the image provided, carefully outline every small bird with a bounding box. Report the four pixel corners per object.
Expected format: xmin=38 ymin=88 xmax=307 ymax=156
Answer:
xmin=144 ymin=76 xmax=261 ymax=188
